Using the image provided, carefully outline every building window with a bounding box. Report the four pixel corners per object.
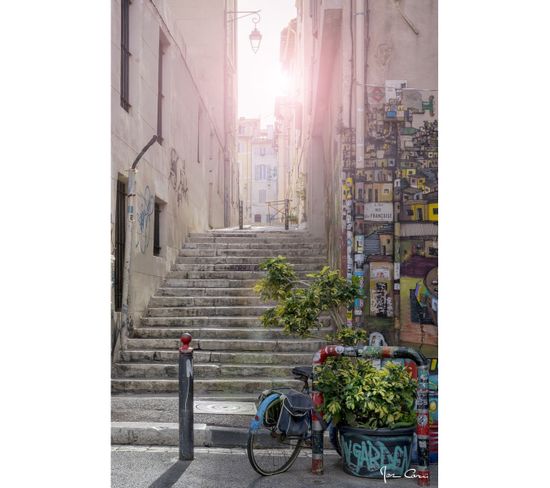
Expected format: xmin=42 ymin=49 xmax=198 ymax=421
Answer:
xmin=120 ymin=0 xmax=131 ymax=111
xmin=259 ymin=189 xmax=267 ymax=203
xmin=157 ymin=31 xmax=168 ymax=144
xmin=260 ymin=147 xmax=266 ymax=156
xmin=153 ymin=202 xmax=161 ymax=256
xmin=254 ymin=214 xmax=262 ymax=223
xmin=367 ymin=188 xmax=372 ymax=202
xmin=433 ymin=207 xmax=438 ymax=215
xmin=374 ymin=189 xmax=379 ymax=201
xmin=255 ymin=164 xmax=267 ymax=181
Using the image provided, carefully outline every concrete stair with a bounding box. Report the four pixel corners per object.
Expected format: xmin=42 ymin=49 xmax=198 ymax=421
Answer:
xmin=112 ymin=228 xmax=330 ymax=446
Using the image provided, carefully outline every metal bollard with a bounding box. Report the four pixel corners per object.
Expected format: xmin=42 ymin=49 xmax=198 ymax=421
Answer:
xmin=179 ymin=333 xmax=194 ymax=460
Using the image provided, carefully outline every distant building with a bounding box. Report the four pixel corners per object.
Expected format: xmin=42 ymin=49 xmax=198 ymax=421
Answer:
xmin=250 ymin=127 xmax=278 ymax=224
xmin=237 ymin=118 xmax=261 ymax=223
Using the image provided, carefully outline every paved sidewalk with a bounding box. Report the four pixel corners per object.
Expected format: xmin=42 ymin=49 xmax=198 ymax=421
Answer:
xmin=112 ymin=446 xmax=438 ymax=488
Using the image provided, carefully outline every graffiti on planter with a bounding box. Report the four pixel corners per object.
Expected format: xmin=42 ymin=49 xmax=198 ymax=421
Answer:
xmin=136 ymin=185 xmax=154 ymax=253
xmin=342 ymin=438 xmax=411 ymax=476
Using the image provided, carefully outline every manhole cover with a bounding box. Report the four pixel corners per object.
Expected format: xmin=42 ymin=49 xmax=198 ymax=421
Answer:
xmin=194 ymin=401 xmax=256 ymax=415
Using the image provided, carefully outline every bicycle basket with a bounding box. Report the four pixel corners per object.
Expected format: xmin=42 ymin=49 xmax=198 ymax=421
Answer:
xmin=276 ymin=389 xmax=312 ymax=438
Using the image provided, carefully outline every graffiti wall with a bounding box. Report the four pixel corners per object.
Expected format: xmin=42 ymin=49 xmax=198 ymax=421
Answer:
xmin=341 ymin=79 xmax=437 ymax=349
xmin=368 ymin=259 xmax=393 ymax=317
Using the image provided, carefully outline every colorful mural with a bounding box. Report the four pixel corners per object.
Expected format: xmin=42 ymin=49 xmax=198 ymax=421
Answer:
xmin=341 ymin=80 xmax=437 ymax=349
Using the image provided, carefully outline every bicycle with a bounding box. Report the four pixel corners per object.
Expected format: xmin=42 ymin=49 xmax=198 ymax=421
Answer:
xmin=246 ymin=365 xmax=341 ymax=476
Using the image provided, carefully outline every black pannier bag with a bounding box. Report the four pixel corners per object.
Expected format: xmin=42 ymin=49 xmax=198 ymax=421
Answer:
xmin=276 ymin=389 xmax=313 ymax=437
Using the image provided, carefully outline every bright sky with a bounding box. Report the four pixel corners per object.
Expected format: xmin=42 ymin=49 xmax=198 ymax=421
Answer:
xmin=237 ymin=0 xmax=297 ymax=128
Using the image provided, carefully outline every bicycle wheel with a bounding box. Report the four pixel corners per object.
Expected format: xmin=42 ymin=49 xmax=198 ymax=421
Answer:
xmin=247 ymin=394 xmax=304 ymax=476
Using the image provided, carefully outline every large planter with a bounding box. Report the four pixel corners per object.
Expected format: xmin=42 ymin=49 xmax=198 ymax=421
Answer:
xmin=339 ymin=424 xmax=415 ymax=478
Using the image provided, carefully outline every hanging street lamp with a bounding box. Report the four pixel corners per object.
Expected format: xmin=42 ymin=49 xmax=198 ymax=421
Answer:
xmin=248 ymin=14 xmax=262 ymax=54
xmin=227 ymin=10 xmax=262 ymax=54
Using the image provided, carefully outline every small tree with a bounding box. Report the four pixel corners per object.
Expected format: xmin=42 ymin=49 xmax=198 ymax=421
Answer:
xmin=254 ymin=256 xmax=362 ymax=338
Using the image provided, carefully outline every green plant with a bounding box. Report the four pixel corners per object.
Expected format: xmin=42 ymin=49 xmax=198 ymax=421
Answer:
xmin=325 ymin=328 xmax=369 ymax=346
xmin=315 ymin=359 xmax=417 ymax=429
xmin=254 ymin=256 xmax=361 ymax=337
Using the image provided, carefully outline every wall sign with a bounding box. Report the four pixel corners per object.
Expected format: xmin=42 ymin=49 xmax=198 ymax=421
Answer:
xmin=364 ymin=202 xmax=393 ymax=222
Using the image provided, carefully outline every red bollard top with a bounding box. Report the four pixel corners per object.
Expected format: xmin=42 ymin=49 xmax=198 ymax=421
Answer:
xmin=180 ymin=333 xmax=192 ymax=352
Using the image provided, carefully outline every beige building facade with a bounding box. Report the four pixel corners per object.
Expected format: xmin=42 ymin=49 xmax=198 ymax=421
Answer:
xmin=111 ymin=0 xmax=238 ymax=353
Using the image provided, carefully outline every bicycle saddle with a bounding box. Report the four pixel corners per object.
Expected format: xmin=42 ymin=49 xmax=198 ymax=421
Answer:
xmin=291 ymin=366 xmax=313 ymax=379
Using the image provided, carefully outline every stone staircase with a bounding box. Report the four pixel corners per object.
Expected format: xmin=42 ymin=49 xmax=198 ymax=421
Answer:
xmin=112 ymin=228 xmax=330 ymax=446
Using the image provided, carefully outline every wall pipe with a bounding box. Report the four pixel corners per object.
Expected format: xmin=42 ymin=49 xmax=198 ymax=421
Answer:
xmin=311 ymin=344 xmax=430 ymax=485
xmin=355 ymin=0 xmax=365 ymax=171
xmin=117 ymin=135 xmax=158 ymax=358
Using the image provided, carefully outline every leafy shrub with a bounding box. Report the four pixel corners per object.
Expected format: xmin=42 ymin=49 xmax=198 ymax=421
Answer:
xmin=315 ymin=358 xmax=417 ymax=429
xmin=254 ymin=256 xmax=361 ymax=337
xmin=325 ymin=328 xmax=369 ymax=346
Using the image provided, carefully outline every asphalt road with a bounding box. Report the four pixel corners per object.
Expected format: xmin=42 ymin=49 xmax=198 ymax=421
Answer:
xmin=112 ymin=446 xmax=438 ymax=488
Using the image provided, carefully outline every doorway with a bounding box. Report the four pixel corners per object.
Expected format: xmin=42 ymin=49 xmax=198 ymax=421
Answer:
xmin=114 ymin=180 xmax=126 ymax=311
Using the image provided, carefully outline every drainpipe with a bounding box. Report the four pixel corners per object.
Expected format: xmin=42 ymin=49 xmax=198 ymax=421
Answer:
xmin=118 ymin=135 xmax=158 ymax=358
xmin=353 ymin=0 xmax=365 ymax=326
xmin=355 ymin=0 xmax=365 ymax=172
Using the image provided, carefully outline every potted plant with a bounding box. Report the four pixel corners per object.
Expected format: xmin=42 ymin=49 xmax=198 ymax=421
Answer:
xmin=315 ymin=357 xmax=418 ymax=478
xmin=255 ymin=257 xmax=418 ymax=478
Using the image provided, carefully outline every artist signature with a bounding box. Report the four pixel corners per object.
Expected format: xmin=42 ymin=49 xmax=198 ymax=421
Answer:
xmin=380 ymin=466 xmax=430 ymax=483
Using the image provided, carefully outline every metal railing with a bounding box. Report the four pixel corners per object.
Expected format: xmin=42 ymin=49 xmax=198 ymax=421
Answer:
xmin=266 ymin=199 xmax=290 ymax=230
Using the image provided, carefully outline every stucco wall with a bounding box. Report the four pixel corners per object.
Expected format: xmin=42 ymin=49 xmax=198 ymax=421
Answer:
xmin=111 ymin=0 xmax=233 ymax=328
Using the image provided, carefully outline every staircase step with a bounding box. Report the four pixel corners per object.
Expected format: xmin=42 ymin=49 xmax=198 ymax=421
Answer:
xmin=175 ymin=255 xmax=326 ymax=264
xmin=173 ymin=263 xmax=322 ymax=272
xmin=121 ymin=350 xmax=316 ymax=365
xmin=146 ymin=306 xmax=271 ymax=317
xmin=189 ymin=231 xmax=312 ymax=236
xmin=140 ymin=316 xmax=331 ymax=327
xmin=113 ymin=362 xmax=304 ymax=379
xmin=133 ymin=327 xmax=331 ymax=340
xmin=156 ymin=287 xmax=256 ymax=297
xmin=179 ymin=249 xmax=326 ymax=257
xmin=188 ymin=237 xmax=321 ymax=245
xmin=111 ymin=377 xmax=304 ymax=394
xmin=183 ymin=242 xmax=325 ymax=249
xmin=164 ymin=278 xmax=259 ymax=287
xmin=167 ymin=271 xmax=319 ymax=280
xmin=148 ymin=296 xmax=267 ymax=307
xmin=126 ymin=338 xmax=327 ymax=352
